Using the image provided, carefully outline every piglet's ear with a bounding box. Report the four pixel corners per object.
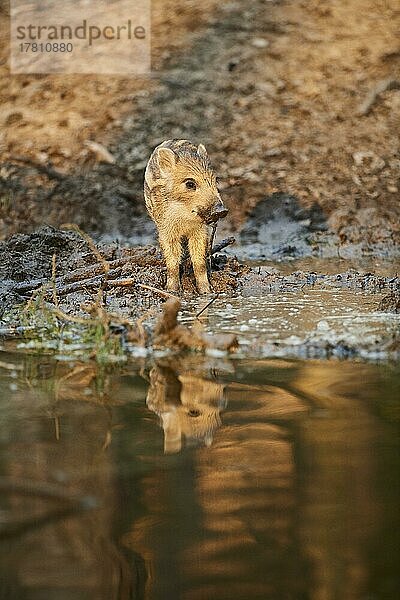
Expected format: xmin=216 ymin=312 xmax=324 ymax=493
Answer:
xmin=157 ymin=148 xmax=177 ymax=175
xmin=197 ymin=143 xmax=208 ymax=158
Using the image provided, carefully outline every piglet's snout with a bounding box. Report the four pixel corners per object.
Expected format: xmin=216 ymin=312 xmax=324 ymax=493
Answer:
xmin=199 ymin=199 xmax=229 ymax=224
xmin=212 ymin=199 xmax=228 ymax=220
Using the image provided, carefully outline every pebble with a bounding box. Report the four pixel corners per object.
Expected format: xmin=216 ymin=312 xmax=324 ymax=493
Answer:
xmin=252 ymin=38 xmax=270 ymax=48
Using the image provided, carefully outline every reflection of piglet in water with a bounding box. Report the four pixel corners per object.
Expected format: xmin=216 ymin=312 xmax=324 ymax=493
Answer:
xmin=146 ymin=365 xmax=227 ymax=454
xmin=144 ymin=139 xmax=228 ymax=294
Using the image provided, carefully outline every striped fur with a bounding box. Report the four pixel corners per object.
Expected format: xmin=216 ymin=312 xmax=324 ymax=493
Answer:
xmin=144 ymin=139 xmax=227 ymax=294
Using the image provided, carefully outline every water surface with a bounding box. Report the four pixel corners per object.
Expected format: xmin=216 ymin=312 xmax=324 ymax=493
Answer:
xmin=0 ymin=354 xmax=399 ymax=599
xmin=181 ymin=288 xmax=400 ymax=360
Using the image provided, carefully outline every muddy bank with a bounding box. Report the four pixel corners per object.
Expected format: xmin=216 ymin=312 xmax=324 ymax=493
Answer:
xmin=0 ymin=226 xmax=399 ymax=361
xmin=0 ymin=226 xmax=245 ymax=316
xmin=1 ymin=226 xmax=398 ymax=311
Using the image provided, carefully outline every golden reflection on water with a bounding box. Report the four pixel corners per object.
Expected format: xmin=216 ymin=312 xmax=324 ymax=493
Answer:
xmin=0 ymin=356 xmax=398 ymax=599
xmin=146 ymin=362 xmax=226 ymax=454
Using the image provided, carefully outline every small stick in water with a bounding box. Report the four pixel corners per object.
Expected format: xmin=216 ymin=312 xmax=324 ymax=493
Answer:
xmin=196 ymin=293 xmax=220 ymax=319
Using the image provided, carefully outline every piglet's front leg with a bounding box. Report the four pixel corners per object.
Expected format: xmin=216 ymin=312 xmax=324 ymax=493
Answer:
xmin=188 ymin=229 xmax=211 ymax=294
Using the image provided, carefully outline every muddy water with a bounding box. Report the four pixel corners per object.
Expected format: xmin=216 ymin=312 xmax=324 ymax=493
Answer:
xmin=0 ymin=355 xmax=398 ymax=599
xmin=242 ymin=257 xmax=400 ymax=277
xmin=181 ymin=288 xmax=400 ymax=360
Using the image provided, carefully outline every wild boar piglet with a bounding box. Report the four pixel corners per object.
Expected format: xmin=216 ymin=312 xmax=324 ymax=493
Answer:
xmin=144 ymin=139 xmax=228 ymax=293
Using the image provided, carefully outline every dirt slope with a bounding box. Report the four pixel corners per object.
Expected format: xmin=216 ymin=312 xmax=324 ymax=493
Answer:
xmin=0 ymin=0 xmax=399 ymax=247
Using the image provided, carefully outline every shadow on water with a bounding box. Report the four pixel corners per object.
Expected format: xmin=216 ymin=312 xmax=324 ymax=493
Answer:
xmin=0 ymin=354 xmax=399 ymax=599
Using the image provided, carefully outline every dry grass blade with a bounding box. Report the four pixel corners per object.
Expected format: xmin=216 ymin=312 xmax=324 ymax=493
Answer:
xmin=135 ymin=282 xmax=180 ymax=299
xmin=61 ymin=223 xmax=110 ymax=274
xmin=134 ymin=306 xmax=159 ymax=346
xmin=51 ymin=306 xmax=96 ymax=326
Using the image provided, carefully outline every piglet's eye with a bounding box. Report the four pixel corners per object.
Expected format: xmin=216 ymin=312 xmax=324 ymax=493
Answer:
xmin=185 ymin=179 xmax=197 ymax=190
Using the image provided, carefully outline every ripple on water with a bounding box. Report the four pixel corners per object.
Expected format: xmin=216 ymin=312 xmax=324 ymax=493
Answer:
xmin=183 ymin=288 xmax=400 ymax=359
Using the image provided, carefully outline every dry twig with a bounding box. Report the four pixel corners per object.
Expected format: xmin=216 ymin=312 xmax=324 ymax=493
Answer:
xmin=84 ymin=140 xmax=116 ymax=164
xmin=210 ymin=236 xmax=235 ymax=255
xmin=54 ymin=268 xmax=122 ymax=296
xmin=13 ymin=250 xmax=155 ymax=294
xmin=196 ymin=293 xmax=220 ymax=318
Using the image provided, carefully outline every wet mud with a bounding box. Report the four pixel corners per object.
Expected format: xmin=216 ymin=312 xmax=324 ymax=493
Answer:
xmin=236 ymin=192 xmax=400 ymax=261
xmin=0 ymin=226 xmax=398 ymax=361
